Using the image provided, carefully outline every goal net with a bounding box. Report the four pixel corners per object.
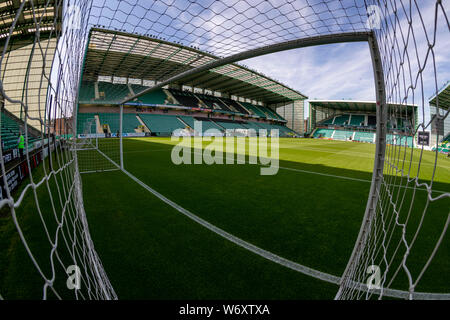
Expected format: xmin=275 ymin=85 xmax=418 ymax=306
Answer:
xmin=0 ymin=0 xmax=448 ymax=300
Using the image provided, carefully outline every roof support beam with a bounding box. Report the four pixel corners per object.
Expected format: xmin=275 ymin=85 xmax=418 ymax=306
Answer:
xmin=110 ymin=36 xmax=142 ymax=76
xmin=148 ymin=47 xmax=184 ymax=80
xmin=125 ymin=42 xmax=164 ymax=78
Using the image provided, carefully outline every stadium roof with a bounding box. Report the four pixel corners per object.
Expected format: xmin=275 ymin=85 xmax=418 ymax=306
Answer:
xmin=309 ymin=100 xmax=417 ymax=113
xmin=0 ymin=0 xmax=62 ymax=51
xmin=429 ymin=81 xmax=450 ymax=110
xmin=82 ymin=28 xmax=307 ymax=104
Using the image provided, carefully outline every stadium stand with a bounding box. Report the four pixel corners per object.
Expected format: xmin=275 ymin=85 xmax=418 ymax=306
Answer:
xmin=261 ymin=106 xmax=285 ymax=121
xmin=314 ymin=111 xmax=416 ymax=146
xmin=219 ymin=98 xmax=247 ymax=114
xmin=79 ymin=81 xmax=96 ymax=103
xmin=240 ymin=102 xmax=267 ymax=118
xmin=169 ymin=89 xmax=201 ymax=108
xmin=133 ymin=87 xmax=168 ymax=105
xmin=139 ymin=114 xmax=186 ymax=136
xmin=98 ymin=113 xmax=119 ymax=132
xmin=213 ymin=120 xmax=246 ymax=130
xmin=97 ymin=82 xmax=131 ymax=104
xmin=273 ymin=124 xmax=296 ymax=136
xmin=241 ymin=121 xmax=262 ymax=131
xmin=96 ymin=113 xmax=140 ymax=133
xmin=431 ymin=132 xmax=449 ymax=153
xmin=442 ymin=133 xmax=450 ymax=142
xmin=320 ymin=117 xmax=334 ymax=125
xmin=179 ymin=116 xmax=222 ymax=133
xmin=333 ymin=114 xmax=350 ymax=126
xmin=77 ymin=79 xmax=292 ymax=137
xmin=195 ymin=93 xmax=232 ymax=111
xmin=433 ymin=140 xmax=449 ymax=153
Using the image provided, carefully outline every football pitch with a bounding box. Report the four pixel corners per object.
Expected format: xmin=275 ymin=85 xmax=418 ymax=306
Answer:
xmin=1 ymin=138 xmax=449 ymax=299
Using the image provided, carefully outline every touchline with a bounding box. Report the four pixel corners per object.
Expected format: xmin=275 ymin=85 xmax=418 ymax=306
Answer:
xmin=170 ymin=121 xmax=280 ymax=176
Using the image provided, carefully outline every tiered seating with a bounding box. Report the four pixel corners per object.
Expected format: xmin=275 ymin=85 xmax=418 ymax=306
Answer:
xmin=242 ymin=121 xmax=262 ymax=131
xmin=434 ymin=141 xmax=449 ymax=153
xmin=333 ymin=114 xmax=350 ymax=125
xmin=78 ymin=81 xmax=96 ymax=103
xmin=194 ymin=93 xmax=229 ymax=111
xmin=388 ymin=118 xmax=397 ymax=129
xmin=122 ymin=114 xmax=141 ymax=133
xmin=349 ymin=115 xmax=365 ymax=126
xmin=387 ymin=134 xmax=414 ymax=147
xmin=169 ymin=89 xmax=201 ymax=108
xmin=178 ymin=116 xmax=222 ymax=133
xmin=220 ymin=98 xmax=248 ymax=114
xmin=139 ymin=114 xmax=186 ymax=135
xmin=313 ymin=128 xmax=333 ymax=138
xmin=319 ymin=117 xmax=334 ymax=125
xmin=2 ymin=112 xmax=22 ymax=150
xmin=193 ymin=92 xmax=215 ymax=109
xmin=261 ymin=106 xmax=284 ymax=121
xmin=97 ymin=82 xmax=131 ymax=104
xmin=273 ymin=124 xmax=296 ymax=136
xmin=79 ymin=82 xmax=286 ymax=123
xmin=77 ymin=113 xmax=97 ymax=134
xmin=213 ymin=120 xmax=246 ymax=130
xmin=97 ymin=113 xmax=141 ymax=133
xmin=240 ymin=102 xmax=267 ymax=118
xmin=354 ymin=131 xmax=374 ymax=143
xmin=1 ymin=111 xmax=39 ymax=150
xmin=98 ymin=113 xmax=120 ymax=132
xmin=332 ymin=130 xmax=353 ymax=140
xmin=242 ymin=121 xmax=261 ymax=131
xmin=133 ymin=87 xmax=168 ymax=105
xmin=251 ymin=122 xmax=278 ymax=134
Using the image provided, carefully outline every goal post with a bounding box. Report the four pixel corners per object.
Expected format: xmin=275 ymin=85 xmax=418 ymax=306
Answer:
xmin=75 ymin=112 xmax=122 ymax=174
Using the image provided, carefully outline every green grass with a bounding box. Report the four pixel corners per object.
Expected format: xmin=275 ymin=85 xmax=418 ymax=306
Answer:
xmin=0 ymin=137 xmax=449 ymax=299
